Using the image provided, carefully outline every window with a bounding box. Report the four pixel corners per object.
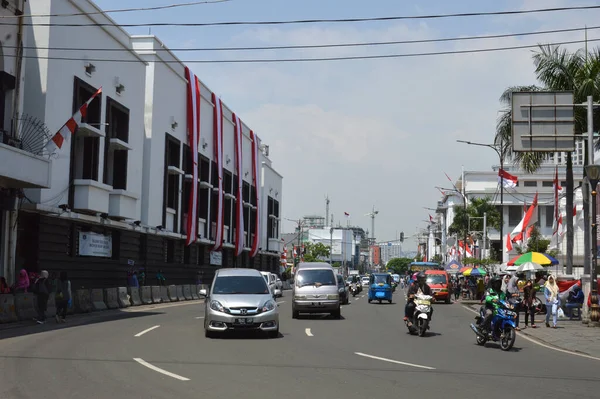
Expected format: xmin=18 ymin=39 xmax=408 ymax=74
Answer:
xmin=164 ymin=239 xmax=175 ymax=263
xmin=524 ymin=181 xmax=537 ymax=187
xmin=198 ymin=156 xmax=210 ymax=225
xmin=542 ymin=181 xmax=554 ymax=187
xmin=163 ymin=135 xmax=181 ymax=231
xmin=545 ymin=206 xmax=554 ymax=227
xmin=267 ymin=196 xmax=279 ymax=239
xmin=296 ymin=269 xmax=336 ymax=287
xmin=104 ymin=98 xmax=130 ymax=190
xmin=212 ymin=276 xmax=269 ymax=295
xmin=508 ymin=206 xmax=522 ymax=226
xmin=181 ymin=144 xmax=192 ymax=234
xmin=71 ymin=77 xmax=102 ymax=181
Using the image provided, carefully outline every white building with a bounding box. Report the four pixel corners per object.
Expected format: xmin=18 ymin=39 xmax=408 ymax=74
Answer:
xmin=379 ymin=242 xmax=404 ymax=265
xmin=305 ymin=228 xmax=355 ymax=263
xmin=0 ymin=0 xmax=282 ymax=286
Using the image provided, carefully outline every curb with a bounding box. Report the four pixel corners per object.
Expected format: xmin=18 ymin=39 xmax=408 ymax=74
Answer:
xmin=517 ymin=328 xmax=596 ymax=358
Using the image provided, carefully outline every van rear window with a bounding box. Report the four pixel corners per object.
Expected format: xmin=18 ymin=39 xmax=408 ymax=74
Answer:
xmin=296 ymin=269 xmax=336 ymax=287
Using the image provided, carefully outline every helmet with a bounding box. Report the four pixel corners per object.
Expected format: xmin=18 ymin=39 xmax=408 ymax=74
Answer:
xmin=489 ymin=276 xmax=502 ymax=293
xmin=417 ymin=272 xmax=426 ymax=285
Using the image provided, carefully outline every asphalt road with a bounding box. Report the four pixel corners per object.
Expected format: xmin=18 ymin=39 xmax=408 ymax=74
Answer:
xmin=1 ymin=292 xmax=599 ymax=399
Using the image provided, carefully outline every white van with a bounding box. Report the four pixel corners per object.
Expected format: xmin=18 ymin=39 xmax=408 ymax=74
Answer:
xmin=292 ymin=262 xmax=340 ymax=319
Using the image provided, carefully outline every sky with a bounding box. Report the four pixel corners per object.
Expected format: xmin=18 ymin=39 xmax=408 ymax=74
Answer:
xmin=95 ymin=0 xmax=600 ymax=247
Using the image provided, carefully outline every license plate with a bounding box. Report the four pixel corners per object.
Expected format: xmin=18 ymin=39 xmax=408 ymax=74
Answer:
xmin=234 ymin=318 xmax=253 ymax=324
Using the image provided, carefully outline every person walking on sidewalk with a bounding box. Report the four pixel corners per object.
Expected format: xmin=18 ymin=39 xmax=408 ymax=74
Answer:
xmin=523 ymin=279 xmax=537 ymax=328
xmin=54 ymin=271 xmax=71 ymax=323
xmin=544 ymin=275 xmax=560 ymax=328
xmin=33 ymin=270 xmax=51 ymax=324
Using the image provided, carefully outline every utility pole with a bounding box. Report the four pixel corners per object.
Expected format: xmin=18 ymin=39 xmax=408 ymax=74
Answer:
xmin=325 ymin=195 xmax=330 ymax=228
xmin=330 ymin=227 xmax=334 ymax=266
xmin=365 ymin=206 xmax=379 ymax=268
xmin=482 ymin=212 xmax=487 ymax=260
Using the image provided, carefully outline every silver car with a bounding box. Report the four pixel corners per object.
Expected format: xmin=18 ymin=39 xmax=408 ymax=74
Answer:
xmin=199 ymin=268 xmax=280 ymax=338
xmin=292 ymin=262 xmax=341 ymax=319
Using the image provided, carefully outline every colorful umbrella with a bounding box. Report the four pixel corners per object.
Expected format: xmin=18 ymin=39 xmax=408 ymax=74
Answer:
xmin=462 ymin=267 xmax=487 ymax=277
xmin=507 ymin=252 xmax=559 ymax=266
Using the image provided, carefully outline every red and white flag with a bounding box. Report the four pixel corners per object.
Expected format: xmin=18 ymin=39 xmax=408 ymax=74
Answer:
xmin=212 ymin=93 xmax=224 ymax=251
xmin=46 ymin=87 xmax=102 ymax=151
xmin=505 ymin=233 xmax=513 ymax=252
xmin=344 ymin=212 xmax=350 ymax=217
xmin=511 ymin=192 xmax=538 ymax=242
xmin=429 ymin=214 xmax=434 ymax=223
xmin=249 ymin=130 xmax=261 ymax=257
xmin=498 ymin=168 xmax=518 ymax=188
xmin=232 ymin=113 xmax=245 ymax=256
xmin=185 ymin=67 xmax=201 ymax=246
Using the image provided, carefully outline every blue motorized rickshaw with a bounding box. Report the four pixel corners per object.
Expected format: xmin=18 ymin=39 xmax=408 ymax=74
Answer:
xmin=368 ymin=273 xmax=393 ymax=304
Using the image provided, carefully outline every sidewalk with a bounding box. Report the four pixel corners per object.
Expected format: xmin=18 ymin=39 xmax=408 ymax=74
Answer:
xmin=467 ymin=304 xmax=600 ymax=358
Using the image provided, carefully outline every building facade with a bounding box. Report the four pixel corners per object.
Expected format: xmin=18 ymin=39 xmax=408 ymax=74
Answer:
xmin=1 ymin=0 xmax=282 ymax=287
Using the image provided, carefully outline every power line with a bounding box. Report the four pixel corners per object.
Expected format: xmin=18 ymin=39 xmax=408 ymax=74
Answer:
xmin=13 ymin=37 xmax=600 ymax=64
xmin=0 ymin=0 xmax=233 ymax=19
xmin=5 ymin=25 xmax=597 ymax=53
xmin=6 ymin=5 xmax=600 ymax=28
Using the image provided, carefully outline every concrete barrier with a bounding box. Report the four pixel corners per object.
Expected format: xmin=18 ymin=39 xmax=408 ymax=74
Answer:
xmin=176 ymin=285 xmax=185 ymax=301
xmin=104 ymin=288 xmax=119 ymax=309
xmin=167 ymin=285 xmax=178 ymax=301
xmin=75 ymin=289 xmax=92 ymax=313
xmin=116 ymin=287 xmax=130 ymax=308
xmin=90 ymin=289 xmax=107 ymax=311
xmin=183 ymin=285 xmax=192 ymax=300
xmin=127 ymin=287 xmax=142 ymax=306
xmin=151 ymin=286 xmax=161 ymax=304
xmin=141 ymin=286 xmax=153 ymax=305
xmin=0 ymin=294 xmax=17 ymax=323
xmin=191 ymin=285 xmax=199 ymax=300
xmin=160 ymin=286 xmax=170 ymax=303
xmin=14 ymin=293 xmax=37 ymax=320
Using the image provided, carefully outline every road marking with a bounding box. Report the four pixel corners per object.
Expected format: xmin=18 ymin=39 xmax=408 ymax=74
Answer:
xmin=354 ymin=352 xmax=435 ymax=370
xmin=133 ymin=358 xmax=190 ymax=381
xmin=277 ymin=301 xmax=286 ymax=304
xmin=305 ymin=328 xmax=313 ymax=337
xmin=195 ymin=316 xmax=204 ymax=319
xmin=134 ymin=325 xmax=160 ymax=337
xmin=354 ymin=298 xmax=359 ymax=301
xmin=461 ymin=305 xmax=600 ymax=362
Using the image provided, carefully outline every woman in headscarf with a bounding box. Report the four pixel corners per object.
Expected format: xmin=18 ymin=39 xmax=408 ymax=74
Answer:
xmin=0 ymin=276 xmax=11 ymax=294
xmin=14 ymin=269 xmax=30 ymax=293
xmin=544 ymin=274 xmax=560 ymax=328
xmin=34 ymin=270 xmax=51 ymax=324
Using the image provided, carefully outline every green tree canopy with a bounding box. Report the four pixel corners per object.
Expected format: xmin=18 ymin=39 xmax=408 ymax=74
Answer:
xmin=448 ymin=197 xmax=501 ymax=241
xmin=302 ymin=242 xmax=331 ymax=262
xmin=385 ymin=258 xmax=413 ymax=274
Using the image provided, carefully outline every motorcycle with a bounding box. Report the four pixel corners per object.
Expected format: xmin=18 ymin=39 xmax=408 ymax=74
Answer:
xmin=470 ymin=299 xmax=517 ymax=351
xmin=350 ymin=283 xmax=359 ymax=297
xmin=405 ymin=293 xmax=433 ymax=337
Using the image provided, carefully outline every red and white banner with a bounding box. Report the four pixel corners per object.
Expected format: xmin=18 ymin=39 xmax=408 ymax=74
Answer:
xmin=212 ymin=93 xmax=224 ymax=251
xmin=498 ymin=168 xmax=518 ymax=188
xmin=249 ymin=130 xmax=261 ymax=257
xmin=185 ymin=67 xmax=201 ymax=246
xmin=511 ymin=192 xmax=538 ymax=243
xmin=232 ymin=113 xmax=245 ymax=256
xmin=46 ymin=87 xmax=102 ymax=151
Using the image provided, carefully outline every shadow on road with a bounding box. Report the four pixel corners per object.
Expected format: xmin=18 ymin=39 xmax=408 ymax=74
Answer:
xmin=0 ymin=310 xmax=164 ymax=341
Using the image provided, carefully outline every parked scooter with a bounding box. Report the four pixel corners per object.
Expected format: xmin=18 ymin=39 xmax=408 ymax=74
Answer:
xmin=406 ymin=293 xmax=433 ymax=337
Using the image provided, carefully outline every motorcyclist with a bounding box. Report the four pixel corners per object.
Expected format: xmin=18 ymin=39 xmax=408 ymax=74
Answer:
xmin=478 ymin=276 xmax=506 ymax=333
xmin=404 ymin=272 xmax=432 ymax=325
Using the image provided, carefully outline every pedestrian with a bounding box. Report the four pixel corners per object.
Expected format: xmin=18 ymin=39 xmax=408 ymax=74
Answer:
xmin=453 ymin=278 xmax=461 ymax=301
xmin=33 ymin=270 xmax=51 ymax=324
xmin=0 ymin=276 xmax=11 ymax=294
xmin=544 ymin=274 xmax=560 ymax=328
xmin=523 ymin=279 xmax=537 ymax=328
xmin=156 ymin=270 xmax=166 ymax=286
xmin=14 ymin=269 xmax=30 ymax=293
xmin=131 ymin=271 xmax=139 ymax=288
xmin=54 ymin=271 xmax=71 ymax=323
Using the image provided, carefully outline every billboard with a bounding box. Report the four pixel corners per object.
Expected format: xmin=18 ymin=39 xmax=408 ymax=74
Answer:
xmin=511 ymin=91 xmax=574 ymax=152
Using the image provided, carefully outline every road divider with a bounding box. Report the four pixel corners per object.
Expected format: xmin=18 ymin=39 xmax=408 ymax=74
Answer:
xmin=133 ymin=358 xmax=190 ymax=381
xmin=134 ymin=325 xmax=160 ymax=337
xmin=305 ymin=328 xmax=313 ymax=337
xmin=354 ymin=352 xmax=435 ymax=370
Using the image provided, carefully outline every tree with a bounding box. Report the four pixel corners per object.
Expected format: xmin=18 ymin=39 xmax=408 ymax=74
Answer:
xmin=448 ymin=197 xmax=501 ymax=244
xmin=302 ymin=242 xmax=330 ymax=262
xmin=514 ymin=225 xmax=550 ymax=254
xmin=386 ymin=258 xmax=413 ymax=274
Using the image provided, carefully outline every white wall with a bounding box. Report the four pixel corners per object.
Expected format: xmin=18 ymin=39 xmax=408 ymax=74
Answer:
xmin=0 ymin=1 xmax=25 ymax=133
xmin=23 ymin=0 xmax=146 ymax=221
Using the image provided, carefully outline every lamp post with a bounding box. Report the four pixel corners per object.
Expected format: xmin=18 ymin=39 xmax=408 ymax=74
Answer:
xmin=330 ymin=227 xmax=334 ymax=266
xmin=585 ymin=164 xmax=600 ymax=323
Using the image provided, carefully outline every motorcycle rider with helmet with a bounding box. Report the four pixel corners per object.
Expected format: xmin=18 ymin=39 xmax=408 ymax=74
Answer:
xmin=478 ymin=276 xmax=506 ymax=334
xmin=404 ymin=272 xmax=433 ymax=326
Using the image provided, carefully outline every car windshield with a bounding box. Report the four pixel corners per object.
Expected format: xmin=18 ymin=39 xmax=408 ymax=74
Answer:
xmin=426 ymin=275 xmax=447 ymax=285
xmin=262 ymin=275 xmax=269 ymax=283
xmin=373 ymin=275 xmax=389 ymax=284
xmin=297 ymin=269 xmax=336 ymax=287
xmin=213 ymin=276 xmax=269 ymax=295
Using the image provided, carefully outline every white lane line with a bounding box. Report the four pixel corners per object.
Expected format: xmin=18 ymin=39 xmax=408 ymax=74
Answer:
xmin=195 ymin=316 xmax=204 ymax=319
xmin=133 ymin=358 xmax=190 ymax=381
xmin=305 ymin=328 xmax=314 ymax=337
xmin=277 ymin=301 xmax=286 ymax=304
xmin=134 ymin=325 xmax=160 ymax=337
xmin=461 ymin=305 xmax=600 ymax=362
xmin=354 ymin=352 xmax=435 ymax=370
xmin=354 ymin=298 xmax=359 ymax=301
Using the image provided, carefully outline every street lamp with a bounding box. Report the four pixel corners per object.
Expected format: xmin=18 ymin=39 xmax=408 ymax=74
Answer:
xmin=585 ymin=163 xmax=600 ymax=323
xmin=330 ymin=227 xmax=334 ymax=266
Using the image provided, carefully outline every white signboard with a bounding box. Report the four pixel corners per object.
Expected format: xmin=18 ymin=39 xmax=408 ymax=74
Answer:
xmin=79 ymin=232 xmax=112 ymax=257
xmin=210 ymin=251 xmax=222 ymax=266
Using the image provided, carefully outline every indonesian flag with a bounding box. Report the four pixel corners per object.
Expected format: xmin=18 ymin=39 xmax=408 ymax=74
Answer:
xmin=344 ymin=212 xmax=350 ymax=217
xmin=232 ymin=113 xmax=245 ymax=256
xmin=185 ymin=67 xmax=201 ymax=246
xmin=46 ymin=87 xmax=102 ymax=151
xmin=249 ymin=130 xmax=261 ymax=257
xmin=550 ymin=215 xmax=565 ymax=249
xmin=458 ymin=240 xmax=472 ymax=257
xmin=498 ymin=168 xmax=518 ymax=188
xmin=212 ymin=93 xmax=224 ymax=251
xmin=506 ymin=233 xmax=513 ymax=252
xmin=511 ymin=192 xmax=538 ymax=242
xmin=429 ymin=214 xmax=434 ymax=223
xmin=525 ymin=225 xmax=535 ymax=241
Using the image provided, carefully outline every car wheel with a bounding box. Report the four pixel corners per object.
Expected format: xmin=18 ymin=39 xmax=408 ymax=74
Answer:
xmin=268 ymin=329 xmax=279 ymax=339
xmin=292 ymin=309 xmax=299 ymax=319
xmin=205 ymin=329 xmax=217 ymax=338
xmin=331 ymin=308 xmax=341 ymax=319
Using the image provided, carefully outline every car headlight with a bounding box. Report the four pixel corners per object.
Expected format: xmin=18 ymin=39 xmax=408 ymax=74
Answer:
xmin=294 ymin=295 xmax=306 ymax=299
xmin=209 ymin=300 xmax=226 ymax=312
xmin=261 ymin=300 xmax=276 ymax=312
xmin=327 ymin=294 xmax=339 ymax=300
